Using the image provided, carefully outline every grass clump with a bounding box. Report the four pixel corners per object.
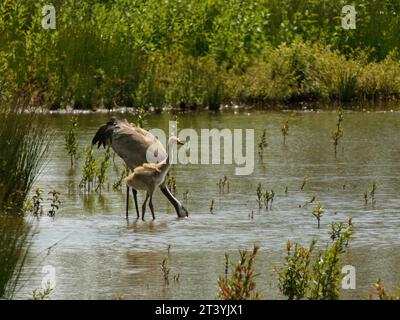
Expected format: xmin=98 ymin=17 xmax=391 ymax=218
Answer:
xmin=0 ymin=106 xmax=49 ymax=299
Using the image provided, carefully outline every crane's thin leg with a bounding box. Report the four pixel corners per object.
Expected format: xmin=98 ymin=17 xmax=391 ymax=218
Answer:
xmin=132 ymin=188 xmax=139 ymax=219
xmin=142 ymin=192 xmax=149 ymax=221
xmin=126 ymin=185 xmax=129 ymax=218
xmin=149 ymin=194 xmax=155 ymax=220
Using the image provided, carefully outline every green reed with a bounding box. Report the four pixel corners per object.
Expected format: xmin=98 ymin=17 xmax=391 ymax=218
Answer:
xmin=64 ymin=117 xmax=79 ymax=168
xmin=281 ymin=120 xmax=289 ymax=145
xmin=331 ymin=109 xmax=344 ymax=157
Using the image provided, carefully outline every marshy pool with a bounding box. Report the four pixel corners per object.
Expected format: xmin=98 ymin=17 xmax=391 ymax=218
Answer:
xmin=15 ymin=108 xmax=400 ymax=299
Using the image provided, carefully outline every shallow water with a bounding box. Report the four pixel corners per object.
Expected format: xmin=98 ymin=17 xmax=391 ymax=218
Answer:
xmin=15 ymin=108 xmax=400 ymax=299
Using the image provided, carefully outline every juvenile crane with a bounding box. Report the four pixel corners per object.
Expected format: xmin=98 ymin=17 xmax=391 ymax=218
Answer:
xmin=92 ymin=117 xmax=188 ymax=218
xmin=125 ymin=136 xmax=184 ymax=220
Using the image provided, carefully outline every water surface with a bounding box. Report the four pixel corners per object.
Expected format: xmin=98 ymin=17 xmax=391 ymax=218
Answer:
xmin=16 ymin=108 xmax=400 ymax=299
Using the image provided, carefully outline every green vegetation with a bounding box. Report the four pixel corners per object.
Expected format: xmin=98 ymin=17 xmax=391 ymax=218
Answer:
xmin=217 ymin=245 xmax=260 ymax=300
xmin=312 ymin=203 xmax=324 ymax=229
xmin=258 ymin=129 xmax=268 ymax=156
xmin=2 ymin=1 xmax=400 ymax=111
xmin=332 ymin=109 xmax=344 ymax=156
xmin=277 ymin=218 xmax=353 ymax=300
xmin=0 ymin=106 xmax=49 ymax=299
xmin=64 ymin=117 xmax=79 ymax=167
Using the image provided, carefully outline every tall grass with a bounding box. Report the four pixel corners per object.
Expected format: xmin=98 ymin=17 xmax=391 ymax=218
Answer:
xmin=0 ymin=106 xmax=49 ymax=299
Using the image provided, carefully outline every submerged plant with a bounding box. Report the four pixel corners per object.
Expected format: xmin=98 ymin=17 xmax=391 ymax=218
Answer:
xmin=331 ymin=109 xmax=344 ymax=157
xmin=64 ymin=117 xmax=79 ymax=168
xmin=47 ymin=191 xmax=61 ymax=217
xmin=264 ymin=189 xmax=275 ymax=210
xmin=370 ymin=180 xmax=377 ymax=204
xmin=96 ymin=147 xmax=112 ymax=192
xmin=300 ymin=176 xmax=309 ymax=191
xmin=167 ymin=173 xmax=177 ymax=195
xmin=258 ymin=129 xmax=268 ymax=156
xmin=281 ymin=119 xmax=289 ymax=145
xmin=80 ymin=146 xmax=97 ymax=192
xmin=312 ymin=204 xmax=324 ymax=229
xmin=32 ymin=285 xmax=53 ymax=300
xmin=30 ymin=188 xmax=44 ymax=217
xmin=256 ymin=183 xmax=263 ymax=208
xmin=217 ymin=245 xmax=260 ymax=300
xmin=161 ymin=258 xmax=170 ymax=288
xmin=217 ymin=176 xmax=229 ymax=193
xmin=113 ymin=166 xmax=128 ymax=191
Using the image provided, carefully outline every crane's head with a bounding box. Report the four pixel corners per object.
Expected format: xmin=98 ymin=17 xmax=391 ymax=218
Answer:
xmin=168 ymin=136 xmax=185 ymax=146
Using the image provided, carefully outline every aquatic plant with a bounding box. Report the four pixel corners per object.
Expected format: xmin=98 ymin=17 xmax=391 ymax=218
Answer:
xmin=80 ymin=146 xmax=97 ymax=192
xmin=312 ymin=204 xmax=324 ymax=229
xmin=96 ymin=147 xmax=112 ymax=192
xmin=331 ymin=109 xmax=344 ymax=157
xmin=167 ymin=173 xmax=177 ymax=195
xmin=256 ymin=183 xmax=263 ymax=209
xmin=64 ymin=117 xmax=79 ymax=168
xmin=258 ymin=129 xmax=268 ymax=156
xmin=303 ymin=194 xmax=317 ymax=207
xmin=217 ymin=176 xmax=229 ymax=193
xmin=370 ymin=279 xmax=400 ymax=300
xmin=47 ymin=190 xmax=61 ymax=217
xmin=32 ymin=285 xmax=53 ymax=300
xmin=30 ymin=188 xmax=44 ymax=217
xmin=264 ymin=189 xmax=275 ymax=210
xmin=300 ymin=176 xmax=309 ymax=191
xmin=210 ymin=199 xmax=215 ymax=214
xmin=161 ymin=258 xmax=171 ymax=288
xmin=370 ymin=180 xmax=377 ymax=204
xmin=112 ymin=166 xmax=128 ymax=191
xmin=217 ymin=245 xmax=260 ymax=300
xmin=281 ymin=120 xmax=289 ymax=145
xmin=277 ymin=218 xmax=353 ymax=300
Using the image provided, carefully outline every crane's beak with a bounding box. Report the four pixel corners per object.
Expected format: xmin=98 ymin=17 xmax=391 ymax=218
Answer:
xmin=177 ymin=139 xmax=185 ymax=145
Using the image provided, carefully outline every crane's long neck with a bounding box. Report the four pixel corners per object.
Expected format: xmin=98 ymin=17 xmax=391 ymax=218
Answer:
xmin=159 ymin=140 xmax=174 ymax=172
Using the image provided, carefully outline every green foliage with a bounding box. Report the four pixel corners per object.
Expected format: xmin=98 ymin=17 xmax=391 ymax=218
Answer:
xmin=80 ymin=146 xmax=97 ymax=192
xmin=2 ymin=1 xmax=400 ymax=109
xmin=217 ymin=245 xmax=261 ymax=300
xmin=258 ymin=129 xmax=268 ymax=156
xmin=95 ymin=147 xmax=112 ymax=192
xmin=312 ymin=203 xmax=324 ymax=229
xmin=0 ymin=106 xmax=49 ymax=299
xmin=64 ymin=117 xmax=79 ymax=167
xmin=332 ymin=109 xmax=344 ymax=156
xmin=277 ymin=218 xmax=353 ymax=300
xmin=256 ymin=183 xmax=263 ymax=208
xmin=281 ymin=120 xmax=289 ymax=145
xmin=47 ymin=190 xmax=61 ymax=217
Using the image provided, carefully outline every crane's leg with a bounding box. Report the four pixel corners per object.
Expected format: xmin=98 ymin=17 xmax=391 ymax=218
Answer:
xmin=126 ymin=185 xmax=129 ymax=218
xmin=132 ymin=188 xmax=139 ymax=219
xmin=149 ymin=194 xmax=155 ymax=220
xmin=142 ymin=192 xmax=149 ymax=221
